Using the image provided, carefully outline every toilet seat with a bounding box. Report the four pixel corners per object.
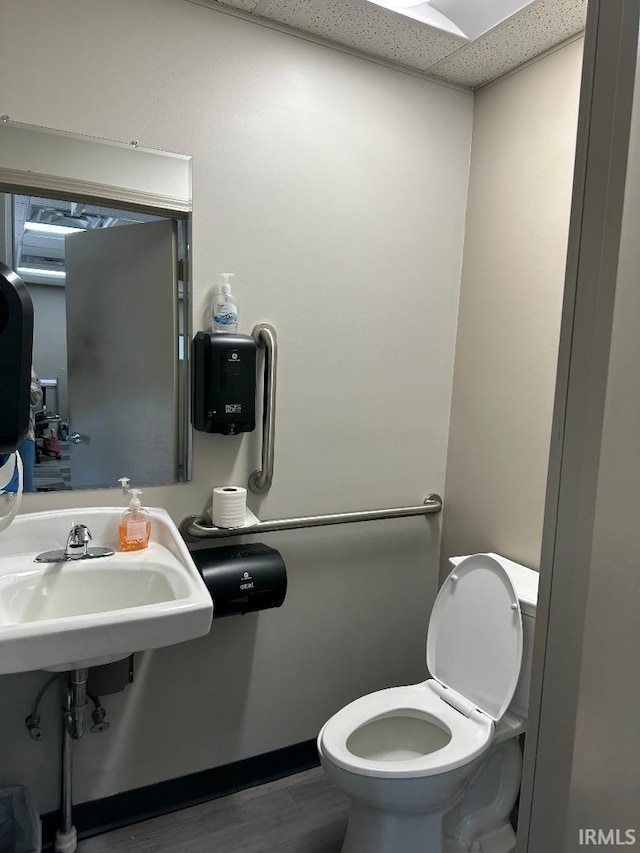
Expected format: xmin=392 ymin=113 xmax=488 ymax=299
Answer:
xmin=319 ymin=681 xmax=494 ymax=779
xmin=320 ymin=555 xmax=525 ymax=782
xmin=427 ymin=554 xmax=523 ymax=721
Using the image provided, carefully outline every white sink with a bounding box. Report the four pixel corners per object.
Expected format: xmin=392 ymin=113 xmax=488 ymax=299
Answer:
xmin=0 ymin=507 xmax=213 ymax=674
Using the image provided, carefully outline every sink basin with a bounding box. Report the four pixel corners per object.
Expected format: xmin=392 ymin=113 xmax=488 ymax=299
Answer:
xmin=1 ymin=563 xmax=184 ymax=622
xmin=0 ymin=507 xmax=213 ymax=674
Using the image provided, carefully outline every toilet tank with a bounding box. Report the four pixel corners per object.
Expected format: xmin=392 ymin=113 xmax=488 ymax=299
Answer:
xmin=449 ymin=553 xmax=539 ymax=720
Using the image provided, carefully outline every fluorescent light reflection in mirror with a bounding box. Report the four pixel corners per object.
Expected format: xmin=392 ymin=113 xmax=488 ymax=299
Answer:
xmin=17 ymin=266 xmax=66 ymax=278
xmin=24 ymin=222 xmax=86 ymax=236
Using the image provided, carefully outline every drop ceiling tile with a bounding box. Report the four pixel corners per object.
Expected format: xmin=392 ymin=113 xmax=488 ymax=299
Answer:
xmin=256 ymin=0 xmax=466 ymax=73
xmin=217 ymin=0 xmax=262 ymax=11
xmin=428 ymin=0 xmax=586 ymax=88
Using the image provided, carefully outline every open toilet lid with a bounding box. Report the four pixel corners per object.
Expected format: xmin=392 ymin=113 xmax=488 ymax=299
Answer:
xmin=426 ymin=554 xmax=523 ymax=721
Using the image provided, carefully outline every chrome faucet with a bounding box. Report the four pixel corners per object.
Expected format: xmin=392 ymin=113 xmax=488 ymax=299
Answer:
xmin=65 ymin=524 xmax=93 ymax=559
xmin=35 ymin=524 xmax=115 ymax=563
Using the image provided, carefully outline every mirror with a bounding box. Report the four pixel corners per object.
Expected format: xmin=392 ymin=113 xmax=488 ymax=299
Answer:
xmin=0 ymin=121 xmax=192 ymax=492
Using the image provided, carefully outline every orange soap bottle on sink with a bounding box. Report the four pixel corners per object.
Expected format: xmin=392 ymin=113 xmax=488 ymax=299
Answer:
xmin=119 ymin=488 xmax=151 ymax=551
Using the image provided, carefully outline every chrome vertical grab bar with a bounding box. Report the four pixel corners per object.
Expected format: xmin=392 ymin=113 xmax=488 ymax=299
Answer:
xmin=248 ymin=323 xmax=277 ymax=493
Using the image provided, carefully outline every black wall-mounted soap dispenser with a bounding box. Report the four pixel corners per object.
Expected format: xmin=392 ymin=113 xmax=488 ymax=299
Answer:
xmin=192 ymin=332 xmax=257 ymax=436
xmin=0 ymin=263 xmax=34 ymax=453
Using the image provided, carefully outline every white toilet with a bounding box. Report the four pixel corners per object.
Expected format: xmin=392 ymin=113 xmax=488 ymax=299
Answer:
xmin=318 ymin=553 xmax=539 ymax=853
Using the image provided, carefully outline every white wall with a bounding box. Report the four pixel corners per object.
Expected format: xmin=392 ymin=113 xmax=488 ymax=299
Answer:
xmin=441 ymin=40 xmax=583 ymax=575
xmin=0 ymin=0 xmax=472 ymax=812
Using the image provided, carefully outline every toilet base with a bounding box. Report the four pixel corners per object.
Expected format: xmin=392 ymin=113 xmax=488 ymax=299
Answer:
xmin=443 ymin=737 xmax=522 ymax=853
xmin=444 ymin=823 xmax=516 ymax=853
xmin=340 ymin=803 xmax=443 ymax=853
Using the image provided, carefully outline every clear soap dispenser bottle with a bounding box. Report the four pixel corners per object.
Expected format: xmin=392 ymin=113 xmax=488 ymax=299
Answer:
xmin=212 ymin=272 xmax=238 ymax=333
xmin=119 ymin=488 xmax=151 ymax=551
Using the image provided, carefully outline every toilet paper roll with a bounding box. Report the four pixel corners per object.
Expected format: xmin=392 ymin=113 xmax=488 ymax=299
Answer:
xmin=212 ymin=486 xmax=247 ymax=528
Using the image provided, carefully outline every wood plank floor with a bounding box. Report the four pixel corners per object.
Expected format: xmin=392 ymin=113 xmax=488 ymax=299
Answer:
xmin=78 ymin=768 xmax=350 ymax=853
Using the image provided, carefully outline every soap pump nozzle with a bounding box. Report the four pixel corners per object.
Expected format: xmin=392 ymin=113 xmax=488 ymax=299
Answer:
xmin=219 ymin=272 xmax=235 ymax=295
xmin=128 ymin=488 xmax=143 ymax=511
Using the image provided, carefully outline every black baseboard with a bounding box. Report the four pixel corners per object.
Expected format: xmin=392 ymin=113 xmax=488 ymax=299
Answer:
xmin=41 ymin=739 xmax=319 ymax=850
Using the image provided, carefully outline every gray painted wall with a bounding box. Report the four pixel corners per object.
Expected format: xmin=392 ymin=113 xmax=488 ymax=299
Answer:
xmin=0 ymin=0 xmax=472 ymax=812
xmin=441 ymin=39 xmax=584 ymax=575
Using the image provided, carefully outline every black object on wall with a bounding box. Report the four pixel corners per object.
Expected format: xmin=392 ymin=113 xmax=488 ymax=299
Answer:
xmin=87 ymin=655 xmax=135 ymax=696
xmin=192 ymin=331 xmax=257 ymax=435
xmin=0 ymin=263 xmax=34 ymax=454
xmin=191 ymin=542 xmax=287 ymax=618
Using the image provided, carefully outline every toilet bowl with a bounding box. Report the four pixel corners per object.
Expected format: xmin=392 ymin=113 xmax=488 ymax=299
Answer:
xmin=318 ymin=553 xmax=539 ymax=853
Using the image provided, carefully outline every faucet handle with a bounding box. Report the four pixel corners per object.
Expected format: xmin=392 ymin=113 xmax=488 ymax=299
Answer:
xmin=66 ymin=524 xmax=92 ymax=556
xmin=68 ymin=524 xmax=92 ymax=544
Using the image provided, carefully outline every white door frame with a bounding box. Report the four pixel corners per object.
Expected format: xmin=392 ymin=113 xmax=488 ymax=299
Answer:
xmin=517 ymin=1 xmax=640 ymax=850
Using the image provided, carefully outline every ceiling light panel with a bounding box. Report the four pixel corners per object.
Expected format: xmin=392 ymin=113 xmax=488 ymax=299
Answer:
xmin=365 ymin=0 xmax=536 ymax=39
xmin=432 ymin=0 xmax=536 ymax=39
xmin=251 ymin=0 xmax=465 ymax=72
xmin=367 ymin=0 xmax=467 ymax=36
xmin=428 ymin=0 xmax=585 ymax=87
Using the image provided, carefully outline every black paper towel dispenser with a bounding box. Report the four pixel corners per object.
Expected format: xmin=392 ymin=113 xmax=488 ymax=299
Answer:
xmin=0 ymin=263 xmax=34 ymax=454
xmin=191 ymin=543 xmax=287 ymax=618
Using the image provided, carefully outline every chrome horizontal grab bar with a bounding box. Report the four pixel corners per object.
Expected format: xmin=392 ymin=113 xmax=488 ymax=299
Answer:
xmin=180 ymin=493 xmax=442 ymax=540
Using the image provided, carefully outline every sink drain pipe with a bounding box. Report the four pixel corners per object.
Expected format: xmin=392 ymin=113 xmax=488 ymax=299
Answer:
xmin=55 ymin=669 xmax=88 ymax=853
